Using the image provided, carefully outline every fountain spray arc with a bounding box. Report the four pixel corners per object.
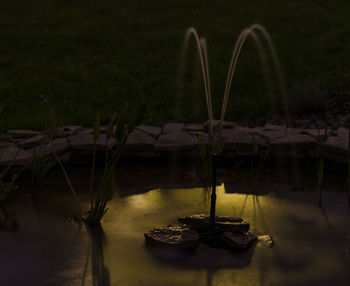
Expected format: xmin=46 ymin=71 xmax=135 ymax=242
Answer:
xmin=182 ymin=24 xmax=290 ymax=222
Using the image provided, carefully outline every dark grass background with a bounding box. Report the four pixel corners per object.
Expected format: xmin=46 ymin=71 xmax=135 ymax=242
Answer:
xmin=0 ymin=0 xmax=350 ymax=131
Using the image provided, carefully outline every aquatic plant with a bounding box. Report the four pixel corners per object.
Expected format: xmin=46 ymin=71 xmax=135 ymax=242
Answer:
xmin=50 ymin=104 xmax=145 ymax=225
xmin=0 ymin=147 xmax=33 ymax=203
xmin=29 ymin=145 xmax=57 ymax=183
xmin=316 ymin=126 xmax=328 ymax=206
xmin=347 ymin=119 xmax=350 ymax=207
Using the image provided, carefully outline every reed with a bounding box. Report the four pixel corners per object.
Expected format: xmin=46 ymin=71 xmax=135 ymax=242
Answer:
xmin=316 ymin=126 xmax=328 ymax=206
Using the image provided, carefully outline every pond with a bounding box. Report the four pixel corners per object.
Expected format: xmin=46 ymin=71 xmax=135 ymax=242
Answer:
xmin=0 ymin=161 xmax=349 ymax=286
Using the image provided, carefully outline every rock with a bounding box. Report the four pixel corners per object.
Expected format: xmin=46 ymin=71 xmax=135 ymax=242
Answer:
xmin=154 ymin=132 xmax=196 ymax=151
xmin=144 ymin=224 xmax=199 ymax=249
xmin=270 ymin=134 xmax=316 ymax=158
xmin=17 ymin=134 xmax=49 ymax=149
xmin=77 ymin=128 xmax=93 ymax=135
xmin=0 ymin=146 xmax=33 ymax=166
xmin=323 ymin=136 xmax=348 ymax=164
xmin=264 ymin=124 xmax=287 ymax=131
xmin=257 ymin=234 xmax=274 ymax=247
xmin=0 ymin=142 xmax=15 ymax=149
xmin=221 ymin=231 xmax=257 ymax=249
xmin=178 ymin=214 xmax=249 ymax=232
xmin=336 ymin=127 xmax=349 ymax=139
xmin=58 ymin=125 xmax=84 ymax=136
xmin=136 ymin=125 xmax=162 ymax=138
xmin=205 ymin=120 xmax=236 ymax=131
xmin=8 ymin=130 xmax=41 ymax=139
xmin=125 ymin=129 xmax=155 ymax=151
xmin=30 ymin=138 xmax=70 ymax=157
xmin=188 ymin=131 xmax=209 ymax=145
xmin=301 ymin=128 xmax=336 ymax=139
xmin=163 ymin=123 xmax=184 ymax=134
xmin=220 ymin=130 xmax=269 ymax=156
xmin=183 ymin=123 xmax=205 ymax=132
xmin=68 ymin=134 xmax=116 ymax=154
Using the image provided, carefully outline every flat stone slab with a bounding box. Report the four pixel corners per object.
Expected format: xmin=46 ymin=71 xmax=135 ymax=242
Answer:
xmin=184 ymin=123 xmax=205 ymax=132
xmin=8 ymin=130 xmax=41 ymax=139
xmin=205 ymin=120 xmax=236 ymax=130
xmin=154 ymin=131 xmax=196 ymax=151
xmin=144 ymin=224 xmax=199 ymax=249
xmin=31 ymin=138 xmax=70 ymax=157
xmin=68 ymin=134 xmax=116 ymax=154
xmin=0 ymin=142 xmax=15 ymax=149
xmin=264 ymin=124 xmax=287 ymax=131
xmin=125 ymin=129 xmax=155 ymax=151
xmin=270 ymin=133 xmax=316 ymax=158
xmin=58 ymin=125 xmax=84 ymax=136
xmin=324 ymin=136 xmax=348 ymax=163
xmin=221 ymin=130 xmax=268 ymax=156
xmin=221 ymin=231 xmax=257 ymax=249
xmin=300 ymin=128 xmax=336 ymax=139
xmin=163 ymin=123 xmax=184 ymax=134
xmin=178 ymin=214 xmax=249 ymax=232
xmin=0 ymin=146 xmax=33 ymax=166
xmin=136 ymin=125 xmax=162 ymax=138
xmin=17 ymin=134 xmax=49 ymax=149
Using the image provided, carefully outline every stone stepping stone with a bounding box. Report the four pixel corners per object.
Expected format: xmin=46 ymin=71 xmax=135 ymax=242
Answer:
xmin=136 ymin=125 xmax=162 ymax=138
xmin=178 ymin=214 xmax=249 ymax=233
xmin=17 ymin=134 xmax=49 ymax=149
xmin=144 ymin=224 xmax=199 ymax=249
xmin=221 ymin=231 xmax=257 ymax=249
xmin=154 ymin=132 xmax=196 ymax=151
xmin=125 ymin=129 xmax=155 ymax=151
xmin=8 ymin=130 xmax=41 ymax=139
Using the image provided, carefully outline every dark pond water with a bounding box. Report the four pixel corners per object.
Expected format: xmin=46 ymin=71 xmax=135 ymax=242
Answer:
xmin=0 ymin=161 xmax=350 ymax=286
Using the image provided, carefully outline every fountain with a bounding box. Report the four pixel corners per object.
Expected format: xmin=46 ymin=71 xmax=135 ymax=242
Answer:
xmin=145 ymin=24 xmax=288 ymax=250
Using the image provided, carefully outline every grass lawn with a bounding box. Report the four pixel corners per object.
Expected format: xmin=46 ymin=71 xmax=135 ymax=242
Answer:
xmin=0 ymin=0 xmax=350 ymax=131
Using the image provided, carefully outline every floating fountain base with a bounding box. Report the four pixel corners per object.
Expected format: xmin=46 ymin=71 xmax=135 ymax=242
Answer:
xmin=144 ymin=214 xmax=257 ymax=250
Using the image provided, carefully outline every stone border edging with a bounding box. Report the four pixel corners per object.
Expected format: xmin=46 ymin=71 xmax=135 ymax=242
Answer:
xmin=0 ymin=122 xmax=348 ymax=167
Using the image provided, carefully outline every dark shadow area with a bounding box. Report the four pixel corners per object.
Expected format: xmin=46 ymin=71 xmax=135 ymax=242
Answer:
xmin=0 ymin=204 xmax=19 ymax=232
xmin=81 ymin=224 xmax=111 ymax=286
